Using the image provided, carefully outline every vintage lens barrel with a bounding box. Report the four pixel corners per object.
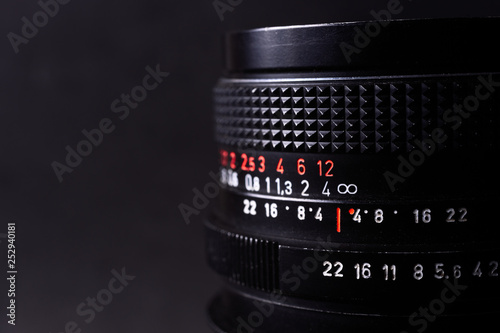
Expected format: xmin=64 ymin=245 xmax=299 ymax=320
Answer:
xmin=206 ymin=18 xmax=500 ymax=332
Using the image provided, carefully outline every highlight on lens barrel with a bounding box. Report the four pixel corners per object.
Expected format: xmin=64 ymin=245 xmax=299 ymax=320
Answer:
xmin=205 ymin=18 xmax=500 ymax=332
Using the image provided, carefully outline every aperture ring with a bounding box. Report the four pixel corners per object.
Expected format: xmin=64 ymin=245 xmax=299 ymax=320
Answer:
xmin=206 ymin=221 xmax=500 ymax=309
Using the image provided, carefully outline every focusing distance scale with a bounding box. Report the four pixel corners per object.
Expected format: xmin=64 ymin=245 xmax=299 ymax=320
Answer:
xmin=206 ymin=18 xmax=500 ymax=333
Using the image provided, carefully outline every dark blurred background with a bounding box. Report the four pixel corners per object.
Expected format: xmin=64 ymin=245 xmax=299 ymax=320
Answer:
xmin=0 ymin=0 xmax=499 ymax=332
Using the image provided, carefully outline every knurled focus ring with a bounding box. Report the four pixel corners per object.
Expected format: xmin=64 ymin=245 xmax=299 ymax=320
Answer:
xmin=214 ymin=74 xmax=500 ymax=153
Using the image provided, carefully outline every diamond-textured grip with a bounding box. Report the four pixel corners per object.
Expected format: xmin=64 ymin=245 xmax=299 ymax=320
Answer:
xmin=214 ymin=75 xmax=500 ymax=153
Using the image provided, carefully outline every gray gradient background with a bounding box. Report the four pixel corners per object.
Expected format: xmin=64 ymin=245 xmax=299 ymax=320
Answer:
xmin=0 ymin=0 xmax=499 ymax=332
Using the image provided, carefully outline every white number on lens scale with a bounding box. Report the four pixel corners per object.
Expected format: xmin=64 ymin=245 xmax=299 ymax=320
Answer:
xmin=353 ymin=209 xmax=362 ymax=223
xmin=337 ymin=183 xmax=358 ymax=195
xmin=473 ymin=261 xmax=499 ymax=277
xmin=264 ymin=202 xmax=278 ymax=218
xmin=321 ymin=181 xmax=330 ymax=197
xmin=323 ymin=261 xmax=343 ymax=277
xmin=413 ymin=209 xmax=431 ymax=223
xmin=413 ymin=264 xmax=424 ymax=280
xmin=354 ymin=263 xmax=371 ymax=279
xmin=382 ymin=264 xmax=397 ymax=281
xmin=453 ymin=265 xmax=462 ymax=279
xmin=433 ymin=263 xmax=462 ymax=279
xmin=274 ymin=178 xmax=292 ymax=195
xmin=321 ymin=261 xmax=498 ymax=280
xmin=294 ymin=206 xmax=322 ymax=221
xmin=473 ymin=261 xmax=482 ymax=277
xmin=301 ymin=180 xmax=309 ymax=196
xmin=283 ymin=180 xmax=292 ymax=195
xmin=374 ymin=209 xmax=384 ymax=223
xmin=491 ymin=261 xmax=499 ymax=277
xmin=243 ymin=199 xmax=256 ymax=215
xmin=445 ymin=208 xmax=468 ymax=222
xmin=297 ymin=206 xmax=306 ymax=220
xmin=314 ymin=207 xmax=323 ymax=221
xmin=434 ymin=263 xmax=445 ymax=279
xmin=221 ymin=168 xmax=238 ymax=187
xmin=244 ymin=174 xmax=260 ymax=192
xmin=264 ymin=177 xmax=292 ymax=195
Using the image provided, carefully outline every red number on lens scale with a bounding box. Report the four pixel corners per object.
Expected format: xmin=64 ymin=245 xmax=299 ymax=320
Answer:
xmin=258 ymin=156 xmax=265 ymax=172
xmin=297 ymin=158 xmax=306 ymax=175
xmin=241 ymin=154 xmax=248 ymax=171
xmin=248 ymin=156 xmax=255 ymax=171
xmin=276 ymin=158 xmax=284 ymax=174
xmin=229 ymin=152 xmax=236 ymax=169
xmin=241 ymin=154 xmax=256 ymax=172
xmin=220 ymin=150 xmax=228 ymax=167
xmin=317 ymin=160 xmax=334 ymax=177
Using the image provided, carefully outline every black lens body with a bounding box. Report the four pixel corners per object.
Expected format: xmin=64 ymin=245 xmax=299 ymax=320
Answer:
xmin=206 ymin=18 xmax=500 ymax=332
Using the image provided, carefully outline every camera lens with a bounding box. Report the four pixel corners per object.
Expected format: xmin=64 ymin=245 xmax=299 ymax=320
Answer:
xmin=206 ymin=18 xmax=500 ymax=332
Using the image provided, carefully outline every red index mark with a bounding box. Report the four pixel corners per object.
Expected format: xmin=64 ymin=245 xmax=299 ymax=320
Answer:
xmin=337 ymin=208 xmax=341 ymax=233
xmin=349 ymin=208 xmax=355 ymax=215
